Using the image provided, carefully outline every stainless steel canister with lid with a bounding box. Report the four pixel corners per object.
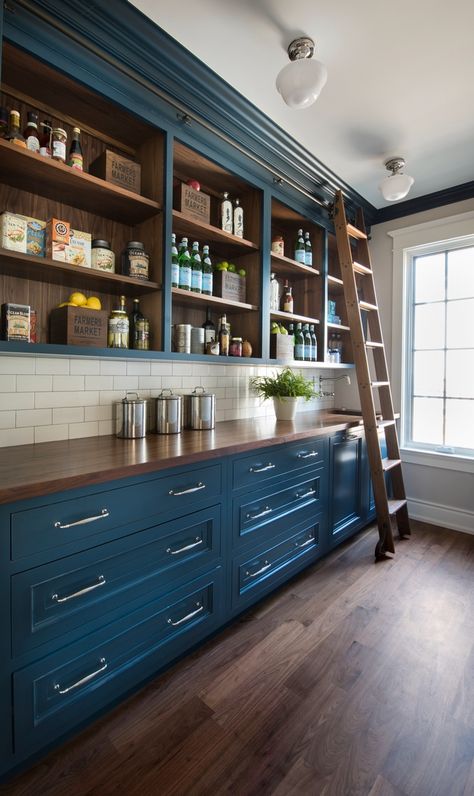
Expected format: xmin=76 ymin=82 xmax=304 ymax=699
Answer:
xmin=155 ymin=389 xmax=182 ymax=434
xmin=115 ymin=392 xmax=147 ymax=438
xmin=183 ymin=386 xmax=215 ymax=430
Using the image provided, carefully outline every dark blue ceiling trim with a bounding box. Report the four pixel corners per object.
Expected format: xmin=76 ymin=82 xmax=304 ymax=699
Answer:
xmin=374 ymin=181 xmax=474 ymax=225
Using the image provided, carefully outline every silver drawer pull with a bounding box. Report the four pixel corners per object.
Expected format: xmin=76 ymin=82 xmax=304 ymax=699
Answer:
xmin=249 ymin=463 xmax=275 ymax=473
xmin=297 ymin=451 xmax=319 ymax=459
xmin=167 ymin=602 xmax=204 ymax=626
xmin=169 ymin=482 xmax=206 ymax=496
xmin=54 ymin=657 xmax=107 ymax=695
xmin=344 ymin=433 xmax=361 ymax=441
xmin=246 ymin=506 xmax=272 ymax=521
xmin=52 ymin=575 xmax=106 ymax=604
xmin=166 ymin=537 xmax=203 ymax=555
xmin=245 ymin=560 xmax=271 ymax=578
xmin=294 ymin=536 xmax=313 ymax=549
xmin=54 ymin=508 xmax=109 ymax=529
xmin=295 ymin=488 xmax=316 ymax=500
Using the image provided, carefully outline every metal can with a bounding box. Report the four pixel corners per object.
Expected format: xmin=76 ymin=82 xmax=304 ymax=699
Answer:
xmin=174 ymin=323 xmax=191 ymax=353
xmin=115 ymin=392 xmax=147 ymax=438
xmin=191 ymin=326 xmax=205 ymax=354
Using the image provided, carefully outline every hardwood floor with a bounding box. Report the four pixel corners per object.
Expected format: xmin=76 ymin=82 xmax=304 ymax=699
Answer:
xmin=3 ymin=521 xmax=474 ymax=796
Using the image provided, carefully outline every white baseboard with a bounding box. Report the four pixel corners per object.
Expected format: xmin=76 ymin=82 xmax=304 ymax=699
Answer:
xmin=407 ymin=498 xmax=474 ymax=535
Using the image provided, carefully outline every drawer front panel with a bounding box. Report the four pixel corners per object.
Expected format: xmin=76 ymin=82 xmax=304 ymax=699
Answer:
xmin=232 ymin=514 xmax=324 ymax=610
xmin=232 ymin=438 xmax=326 ymax=491
xmin=12 ymin=504 xmax=222 ymax=657
xmin=13 ymin=569 xmax=224 ymax=757
xmin=11 ymin=463 xmax=222 ymax=561
xmin=233 ymin=469 xmax=326 ymax=550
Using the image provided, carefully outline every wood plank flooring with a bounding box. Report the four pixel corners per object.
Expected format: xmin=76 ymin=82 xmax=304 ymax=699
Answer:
xmin=3 ymin=521 xmax=474 ymax=796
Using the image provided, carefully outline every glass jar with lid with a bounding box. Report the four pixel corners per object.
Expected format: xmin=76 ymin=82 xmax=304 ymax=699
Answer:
xmin=91 ymin=239 xmax=115 ymax=273
xmin=229 ymin=337 xmax=243 ymax=357
xmin=121 ymin=241 xmax=150 ymax=280
xmin=51 ymin=128 xmax=67 ymax=162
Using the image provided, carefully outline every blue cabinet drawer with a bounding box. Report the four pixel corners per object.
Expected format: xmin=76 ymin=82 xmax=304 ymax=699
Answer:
xmin=12 ymin=504 xmax=222 ymax=657
xmin=233 ymin=468 xmax=326 ymax=550
xmin=13 ymin=568 xmax=224 ymax=757
xmin=232 ymin=513 xmax=324 ymax=611
xmin=232 ymin=438 xmax=325 ymax=491
xmin=10 ymin=462 xmax=222 ymax=562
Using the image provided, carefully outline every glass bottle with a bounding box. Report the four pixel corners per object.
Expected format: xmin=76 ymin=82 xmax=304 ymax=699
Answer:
xmin=190 ymin=241 xmax=202 ymax=293
xmin=282 ymin=280 xmax=294 ymax=313
xmin=202 ymin=307 xmax=216 ymax=344
xmin=23 ymin=111 xmax=40 ymax=152
xmin=304 ymin=231 xmax=312 ymax=266
xmin=108 ymin=295 xmax=129 ymax=349
xmin=129 ymin=298 xmax=150 ymax=350
xmin=218 ymin=313 xmax=230 ymax=356
xmin=171 ymin=233 xmax=179 ymax=288
xmin=270 ymin=272 xmax=280 ymax=311
xmin=233 ymin=198 xmax=244 ymax=238
xmin=7 ymin=110 xmax=26 ymax=147
xmin=178 ymin=237 xmax=191 ymax=291
xmin=303 ymin=323 xmax=312 ymax=361
xmin=288 ymin=322 xmax=295 ymax=346
xmin=68 ymin=127 xmax=83 ymax=170
xmin=39 ymin=120 xmax=52 ymax=157
xmin=294 ymin=322 xmax=304 ymax=361
xmin=220 ymin=192 xmax=233 ymax=233
xmin=294 ymin=228 xmax=305 ymax=264
xmin=202 ymin=245 xmax=213 ymax=296
xmin=0 ymin=107 xmax=8 ymax=139
xmin=310 ymin=324 xmax=318 ymax=362
xmin=336 ymin=333 xmax=342 ymax=363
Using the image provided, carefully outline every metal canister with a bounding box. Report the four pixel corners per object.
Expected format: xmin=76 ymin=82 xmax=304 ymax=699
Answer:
xmin=115 ymin=392 xmax=147 ymax=438
xmin=173 ymin=324 xmax=191 ymax=353
xmin=155 ymin=389 xmax=182 ymax=434
xmin=183 ymin=386 xmax=215 ymax=430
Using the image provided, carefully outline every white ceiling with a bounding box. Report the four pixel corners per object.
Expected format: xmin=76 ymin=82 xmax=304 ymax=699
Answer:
xmin=130 ymin=0 xmax=474 ymax=208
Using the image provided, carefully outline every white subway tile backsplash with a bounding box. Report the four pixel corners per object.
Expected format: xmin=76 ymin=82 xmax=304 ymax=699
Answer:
xmin=0 ymin=375 xmax=16 ymax=392
xmin=0 ymin=393 xmax=34 ymax=411
xmin=53 ymin=407 xmax=85 ymax=424
xmin=84 ymin=405 xmax=113 ymax=421
xmin=35 ymin=357 xmax=70 ymax=375
xmin=113 ymin=376 xmax=139 ymax=391
xmin=68 ymin=421 xmax=99 ymax=439
xmin=84 ymin=376 xmax=114 ymax=391
xmin=99 ymin=390 xmax=129 ymax=406
xmin=126 ymin=361 xmax=151 ymax=376
xmin=0 ymin=411 xmax=15 ymax=429
xmin=53 ymin=375 xmax=85 ymax=392
xmin=35 ymin=391 xmax=99 ymax=408
xmin=16 ymin=409 xmax=52 ymax=427
xmin=0 ymin=356 xmax=35 ymax=375
xmin=98 ymin=419 xmax=114 ymax=436
xmin=137 ymin=376 xmax=162 ymax=390
xmin=70 ymin=358 xmax=101 ymax=375
xmin=17 ymin=375 xmax=52 ymax=392
xmin=34 ymin=424 xmax=69 ymax=444
xmin=0 ymin=427 xmax=34 ymax=448
xmin=150 ymin=362 xmax=173 ymax=376
xmin=100 ymin=360 xmax=127 ymax=376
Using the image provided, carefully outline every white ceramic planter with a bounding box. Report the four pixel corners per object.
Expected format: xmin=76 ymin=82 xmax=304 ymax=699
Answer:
xmin=272 ymin=396 xmax=299 ymax=421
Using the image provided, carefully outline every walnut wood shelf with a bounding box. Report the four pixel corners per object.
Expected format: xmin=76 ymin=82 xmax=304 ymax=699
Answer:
xmin=0 ymin=139 xmax=161 ymax=224
xmin=270 ymin=310 xmax=320 ymax=325
xmin=172 ymin=210 xmax=259 ymax=256
xmin=0 ymin=249 xmax=161 ymax=295
xmin=270 ymin=252 xmax=320 ymax=278
xmin=171 ymin=287 xmax=258 ymax=313
xmin=327 ymin=321 xmax=351 ymax=331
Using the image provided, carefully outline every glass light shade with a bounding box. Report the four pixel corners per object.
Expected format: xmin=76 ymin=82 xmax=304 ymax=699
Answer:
xmin=379 ymin=172 xmax=414 ymax=202
xmin=276 ymin=58 xmax=328 ymax=109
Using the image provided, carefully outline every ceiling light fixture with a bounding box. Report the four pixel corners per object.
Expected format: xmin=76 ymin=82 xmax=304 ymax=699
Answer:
xmin=379 ymin=157 xmax=415 ymax=202
xmin=276 ymin=37 xmax=327 ymax=110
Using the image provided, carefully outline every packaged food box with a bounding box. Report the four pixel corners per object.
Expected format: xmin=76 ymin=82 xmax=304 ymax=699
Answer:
xmin=67 ymin=228 xmax=92 ymax=268
xmin=46 ymin=218 xmax=70 ymax=262
xmin=23 ymin=216 xmax=46 ymax=258
xmin=1 ymin=303 xmax=30 ymax=341
xmin=0 ymin=212 xmax=27 ymax=253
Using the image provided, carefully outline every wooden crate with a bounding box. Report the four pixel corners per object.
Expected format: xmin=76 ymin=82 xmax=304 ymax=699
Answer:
xmin=49 ymin=306 xmax=108 ymax=347
xmin=175 ymin=183 xmax=211 ymax=224
xmin=214 ymin=271 xmax=246 ymax=303
xmin=89 ymin=150 xmax=141 ymax=195
xmin=270 ymin=333 xmax=294 ymax=362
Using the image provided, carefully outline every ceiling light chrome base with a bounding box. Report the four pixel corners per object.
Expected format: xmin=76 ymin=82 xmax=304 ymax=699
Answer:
xmin=384 ymin=157 xmax=406 ymax=175
xmin=288 ymin=37 xmax=315 ymax=61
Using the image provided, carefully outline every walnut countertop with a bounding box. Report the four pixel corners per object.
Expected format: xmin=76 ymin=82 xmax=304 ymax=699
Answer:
xmin=0 ymin=411 xmax=366 ymax=504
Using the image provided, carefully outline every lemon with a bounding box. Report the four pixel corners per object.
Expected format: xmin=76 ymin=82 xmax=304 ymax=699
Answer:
xmin=86 ymin=296 xmax=102 ymax=310
xmin=68 ymin=291 xmax=88 ymax=306
xmin=58 ymin=302 xmax=76 ymax=307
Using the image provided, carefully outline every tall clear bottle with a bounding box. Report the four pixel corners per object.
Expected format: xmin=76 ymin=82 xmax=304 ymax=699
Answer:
xmin=270 ymin=272 xmax=280 ymax=311
xmin=233 ymin=198 xmax=244 ymax=238
xmin=304 ymin=231 xmax=312 ymax=266
xmin=178 ymin=237 xmax=191 ymax=291
xmin=190 ymin=241 xmax=202 ymax=293
xmin=171 ymin=233 xmax=179 ymax=288
xmin=108 ymin=295 xmax=129 ymax=349
xmin=282 ymin=280 xmax=294 ymax=314
xmin=218 ymin=314 xmax=230 ymax=356
xmin=294 ymin=228 xmax=305 ymax=263
xmin=202 ymin=245 xmax=213 ymax=296
xmin=220 ymin=192 xmax=233 ymax=233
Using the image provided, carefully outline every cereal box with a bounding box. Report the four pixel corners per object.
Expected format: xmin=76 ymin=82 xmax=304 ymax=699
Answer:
xmin=46 ymin=218 xmax=70 ymax=262
xmin=0 ymin=212 xmax=27 ymax=253
xmin=67 ymin=228 xmax=92 ymax=268
xmin=1 ymin=303 xmax=30 ymax=341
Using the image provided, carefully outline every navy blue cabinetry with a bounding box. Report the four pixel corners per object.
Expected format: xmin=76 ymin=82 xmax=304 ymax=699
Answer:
xmin=328 ymin=428 xmax=366 ymax=547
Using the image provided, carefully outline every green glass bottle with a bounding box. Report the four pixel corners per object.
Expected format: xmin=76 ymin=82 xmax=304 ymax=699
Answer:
xmin=191 ymin=241 xmax=202 ymax=293
xmin=202 ymin=245 xmax=213 ymax=296
xmin=171 ymin=233 xmax=179 ymax=288
xmin=178 ymin=237 xmax=191 ymax=291
xmin=310 ymin=324 xmax=318 ymax=362
xmin=294 ymin=228 xmax=305 ymax=264
xmin=304 ymin=231 xmax=312 ymax=266
xmin=294 ymin=322 xmax=304 ymax=361
xmin=303 ymin=323 xmax=312 ymax=361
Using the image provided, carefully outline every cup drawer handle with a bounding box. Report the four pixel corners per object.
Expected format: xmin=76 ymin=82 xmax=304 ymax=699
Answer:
xmin=52 ymin=574 xmax=106 ymax=604
xmin=169 ymin=482 xmax=206 ymax=496
xmin=246 ymin=506 xmax=272 ymax=521
xmin=245 ymin=560 xmax=271 ymax=578
xmin=167 ymin=602 xmax=204 ymax=626
xmin=249 ymin=463 xmax=275 ymax=473
xmin=297 ymin=451 xmax=319 ymax=459
xmin=54 ymin=657 xmax=108 ymax=695
xmin=54 ymin=508 xmax=109 ymax=529
xmin=166 ymin=537 xmax=203 ymax=555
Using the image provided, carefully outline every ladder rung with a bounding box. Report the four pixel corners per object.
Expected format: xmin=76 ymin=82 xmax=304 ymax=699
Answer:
xmin=353 ymin=261 xmax=372 ymax=275
xmin=377 ymin=419 xmax=396 ymax=429
xmin=388 ymin=499 xmax=407 ymax=515
xmin=365 ymin=341 xmax=384 ymax=349
xmin=359 ymin=300 xmax=378 ymax=312
xmin=382 ymin=458 xmax=401 ymax=472
xmin=371 ymin=381 xmax=390 ymax=388
xmin=347 ymin=224 xmax=367 ymax=240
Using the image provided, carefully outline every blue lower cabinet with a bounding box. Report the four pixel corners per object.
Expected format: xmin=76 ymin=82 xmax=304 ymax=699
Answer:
xmin=13 ymin=568 xmax=224 ymax=758
xmin=231 ymin=438 xmax=327 ymax=492
xmin=328 ymin=430 xmax=365 ymax=546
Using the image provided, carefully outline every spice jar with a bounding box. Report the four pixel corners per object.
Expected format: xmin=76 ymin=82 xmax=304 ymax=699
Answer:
xmin=91 ymin=239 xmax=115 ymax=273
xmin=121 ymin=241 xmax=149 ymax=280
xmin=229 ymin=336 xmax=243 ymax=357
xmin=51 ymin=128 xmax=67 ymax=162
xmin=271 ymin=235 xmax=284 ymax=257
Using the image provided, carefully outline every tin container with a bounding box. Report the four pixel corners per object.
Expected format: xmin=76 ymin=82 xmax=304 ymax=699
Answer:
xmin=115 ymin=392 xmax=147 ymax=438
xmin=155 ymin=389 xmax=182 ymax=434
xmin=191 ymin=326 xmax=205 ymax=354
xmin=174 ymin=323 xmax=191 ymax=353
xmin=183 ymin=386 xmax=215 ymax=430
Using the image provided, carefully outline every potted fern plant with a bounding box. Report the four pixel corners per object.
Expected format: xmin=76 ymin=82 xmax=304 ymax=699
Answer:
xmin=250 ymin=367 xmax=315 ymax=421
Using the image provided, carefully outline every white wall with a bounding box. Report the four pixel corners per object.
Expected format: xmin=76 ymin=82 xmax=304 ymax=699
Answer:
xmin=335 ymin=198 xmax=474 ymax=534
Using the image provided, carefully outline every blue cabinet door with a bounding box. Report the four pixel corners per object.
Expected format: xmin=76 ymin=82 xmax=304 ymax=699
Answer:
xmin=328 ymin=431 xmax=365 ymax=546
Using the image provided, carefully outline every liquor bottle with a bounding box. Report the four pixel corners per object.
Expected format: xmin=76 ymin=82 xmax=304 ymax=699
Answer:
xmin=68 ymin=127 xmax=83 ymax=170
xmin=0 ymin=107 xmax=8 ymax=139
xmin=220 ymin=192 xmax=233 ymax=233
xmin=190 ymin=241 xmax=202 ymax=293
xmin=23 ymin=111 xmax=40 ymax=152
xmin=310 ymin=324 xmax=318 ymax=362
xmin=7 ymin=110 xmax=26 ymax=147
xmin=218 ymin=313 xmax=229 ymax=356
xmin=304 ymin=231 xmax=312 ymax=266
xmin=178 ymin=237 xmax=191 ymax=291
xmin=270 ymin=272 xmax=279 ymax=311
xmin=282 ymin=280 xmax=294 ymax=313
xmin=108 ymin=295 xmax=129 ymax=349
xmin=129 ymin=298 xmax=150 ymax=350
xmin=294 ymin=322 xmax=304 ymax=361
xmin=202 ymin=245 xmax=213 ymax=296
xmin=171 ymin=233 xmax=179 ymax=288
xmin=202 ymin=307 xmax=216 ymax=344
xmin=288 ymin=321 xmax=295 ymax=343
xmin=233 ymin=198 xmax=244 ymax=238
xmin=294 ymin=228 xmax=305 ymax=263
xmin=303 ymin=323 xmax=312 ymax=361
xmin=39 ymin=120 xmax=52 ymax=157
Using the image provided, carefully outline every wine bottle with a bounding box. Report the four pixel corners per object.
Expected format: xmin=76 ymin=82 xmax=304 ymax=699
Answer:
xmin=202 ymin=307 xmax=216 ymax=344
xmin=304 ymin=231 xmax=312 ymax=266
xmin=294 ymin=228 xmax=305 ymax=264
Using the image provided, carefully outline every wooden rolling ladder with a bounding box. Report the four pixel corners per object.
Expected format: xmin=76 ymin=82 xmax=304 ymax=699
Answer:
xmin=333 ymin=190 xmax=410 ymax=560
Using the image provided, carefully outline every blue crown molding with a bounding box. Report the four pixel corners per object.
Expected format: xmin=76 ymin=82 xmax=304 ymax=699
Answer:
xmin=374 ymin=181 xmax=474 ymax=225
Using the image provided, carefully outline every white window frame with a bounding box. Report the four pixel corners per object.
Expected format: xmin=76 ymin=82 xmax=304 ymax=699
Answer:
xmin=389 ymin=210 xmax=474 ymax=474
